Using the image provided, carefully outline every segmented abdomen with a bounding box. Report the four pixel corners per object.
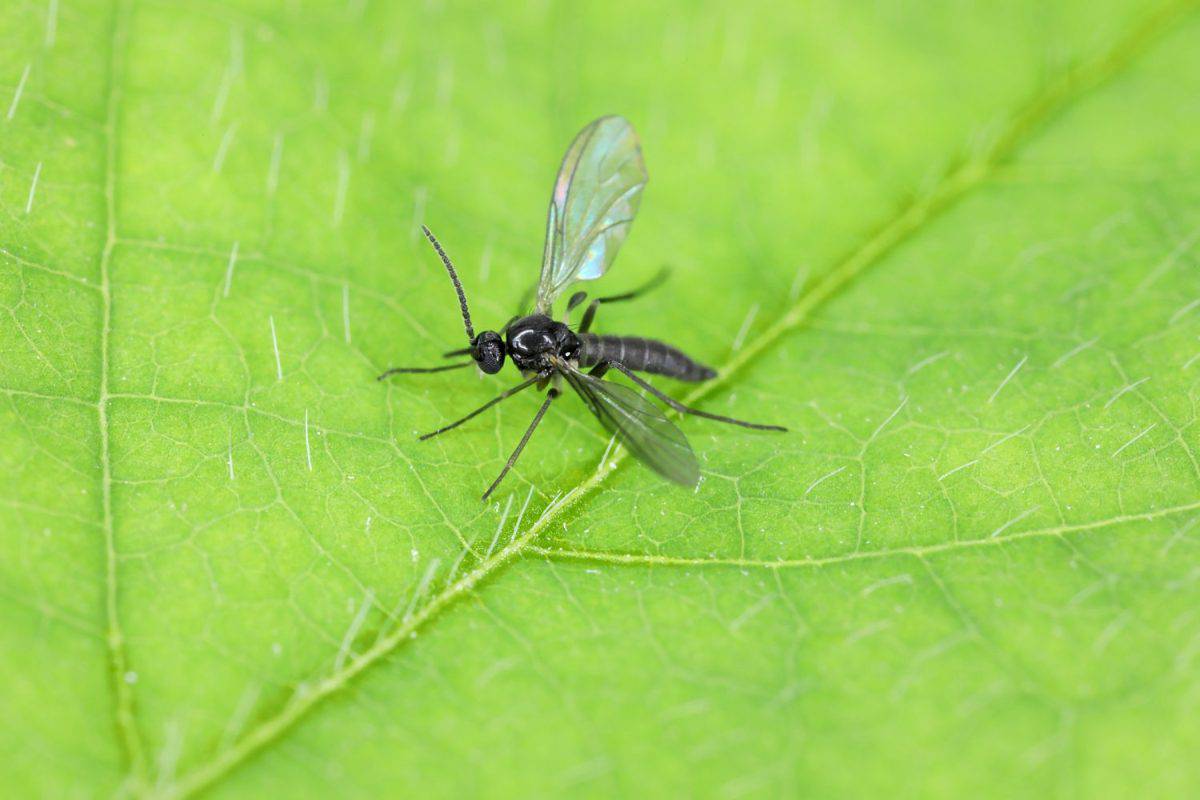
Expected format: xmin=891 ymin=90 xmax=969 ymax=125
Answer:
xmin=577 ymin=334 xmax=716 ymax=382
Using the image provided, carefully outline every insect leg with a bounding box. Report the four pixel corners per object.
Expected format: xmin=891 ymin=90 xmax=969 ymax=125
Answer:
xmin=578 ymin=267 xmax=670 ymax=334
xmin=563 ymin=291 xmax=588 ymax=326
xmin=603 ymin=361 xmax=787 ymax=432
xmin=377 ymin=362 xmax=473 ymax=380
xmin=481 ymin=387 xmax=560 ymax=501
xmin=418 ymin=374 xmax=541 ymax=440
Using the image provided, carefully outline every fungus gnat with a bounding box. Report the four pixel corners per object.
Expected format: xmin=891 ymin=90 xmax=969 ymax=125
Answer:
xmin=379 ymin=115 xmax=786 ymax=500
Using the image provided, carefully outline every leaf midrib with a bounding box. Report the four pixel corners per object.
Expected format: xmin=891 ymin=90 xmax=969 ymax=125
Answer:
xmin=98 ymin=0 xmax=147 ymax=788
xmin=86 ymin=2 xmax=1197 ymax=796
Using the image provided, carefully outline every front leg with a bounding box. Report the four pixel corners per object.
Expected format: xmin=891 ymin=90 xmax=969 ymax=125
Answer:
xmin=378 ymin=362 xmax=472 ymax=379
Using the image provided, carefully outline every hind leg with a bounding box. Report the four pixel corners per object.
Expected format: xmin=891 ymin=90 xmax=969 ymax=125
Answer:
xmin=593 ymin=361 xmax=787 ymax=431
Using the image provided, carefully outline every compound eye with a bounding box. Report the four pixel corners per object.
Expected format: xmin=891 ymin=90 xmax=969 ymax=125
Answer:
xmin=473 ymin=332 xmax=505 ymax=375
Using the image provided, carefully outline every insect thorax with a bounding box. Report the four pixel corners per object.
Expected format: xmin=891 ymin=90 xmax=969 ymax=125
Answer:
xmin=506 ymin=314 xmax=579 ymax=371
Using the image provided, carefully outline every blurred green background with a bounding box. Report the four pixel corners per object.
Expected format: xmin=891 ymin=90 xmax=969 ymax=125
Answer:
xmin=2 ymin=0 xmax=1200 ymax=797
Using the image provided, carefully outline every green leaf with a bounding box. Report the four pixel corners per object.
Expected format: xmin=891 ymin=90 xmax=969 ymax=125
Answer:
xmin=3 ymin=0 xmax=1200 ymax=797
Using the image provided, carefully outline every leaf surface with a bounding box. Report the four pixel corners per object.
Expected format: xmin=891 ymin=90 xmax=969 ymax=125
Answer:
xmin=2 ymin=1 xmax=1200 ymax=797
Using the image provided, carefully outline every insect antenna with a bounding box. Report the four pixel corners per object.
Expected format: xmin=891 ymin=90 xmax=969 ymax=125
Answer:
xmin=421 ymin=225 xmax=475 ymax=344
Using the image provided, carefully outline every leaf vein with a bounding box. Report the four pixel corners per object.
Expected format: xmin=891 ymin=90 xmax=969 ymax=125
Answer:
xmin=100 ymin=0 xmax=148 ymax=788
xmin=526 ymin=499 xmax=1200 ymax=571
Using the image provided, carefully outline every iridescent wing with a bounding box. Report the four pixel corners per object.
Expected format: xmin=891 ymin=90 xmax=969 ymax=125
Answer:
xmin=536 ymin=116 xmax=648 ymax=313
xmin=559 ymin=363 xmax=699 ymax=487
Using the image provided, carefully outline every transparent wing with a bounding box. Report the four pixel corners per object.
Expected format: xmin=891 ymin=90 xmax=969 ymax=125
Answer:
xmin=560 ymin=364 xmax=699 ymax=487
xmin=536 ymin=116 xmax=648 ymax=313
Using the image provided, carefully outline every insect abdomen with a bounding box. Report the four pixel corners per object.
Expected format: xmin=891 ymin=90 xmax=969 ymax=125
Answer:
xmin=578 ymin=334 xmax=716 ymax=382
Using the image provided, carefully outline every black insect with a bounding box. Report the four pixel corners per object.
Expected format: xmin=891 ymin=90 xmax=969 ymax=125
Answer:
xmin=379 ymin=115 xmax=785 ymax=500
